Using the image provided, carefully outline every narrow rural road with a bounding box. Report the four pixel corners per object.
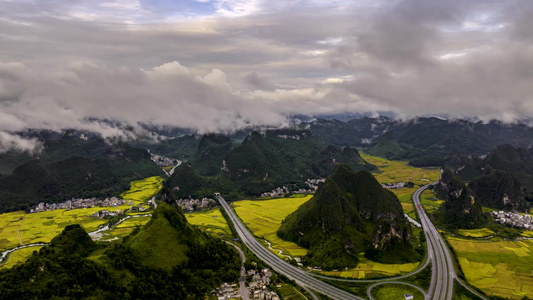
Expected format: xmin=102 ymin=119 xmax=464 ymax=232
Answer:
xmin=227 ymin=242 xmax=250 ymax=300
xmin=217 ymin=195 xmax=364 ymax=300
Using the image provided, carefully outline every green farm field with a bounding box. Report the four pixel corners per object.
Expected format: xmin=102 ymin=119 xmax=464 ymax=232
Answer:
xmin=232 ymin=196 xmax=312 ymax=257
xmin=321 ymin=253 xmax=418 ymax=279
xmin=0 ymin=246 xmax=43 ymax=269
xmin=120 ymin=176 xmax=163 ymax=204
xmin=371 ymin=283 xmax=424 ymax=300
xmin=457 ymin=228 xmax=495 ymax=238
xmin=361 ymin=154 xmax=440 ymax=186
xmin=185 ymin=208 xmax=232 ymax=238
xmin=448 ymin=237 xmax=533 ymax=299
xmin=0 ymin=175 xmax=163 ymax=266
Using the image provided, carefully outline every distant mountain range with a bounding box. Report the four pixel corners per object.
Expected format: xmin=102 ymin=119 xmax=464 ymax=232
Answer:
xmin=302 ymin=116 xmax=533 ymax=166
xmin=166 ymin=129 xmax=376 ymax=200
xmin=0 ymin=133 xmax=162 ymax=213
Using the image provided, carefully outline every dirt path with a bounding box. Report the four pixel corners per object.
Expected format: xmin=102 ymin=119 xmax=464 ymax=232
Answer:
xmin=17 ymin=217 xmax=24 ymax=245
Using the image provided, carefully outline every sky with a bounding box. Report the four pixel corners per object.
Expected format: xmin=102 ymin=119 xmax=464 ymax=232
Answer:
xmin=1 ymin=0 xmax=533 ymax=152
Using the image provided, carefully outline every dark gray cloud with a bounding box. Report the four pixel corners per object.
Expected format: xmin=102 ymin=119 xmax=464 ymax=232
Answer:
xmin=0 ymin=0 xmax=532 ymax=152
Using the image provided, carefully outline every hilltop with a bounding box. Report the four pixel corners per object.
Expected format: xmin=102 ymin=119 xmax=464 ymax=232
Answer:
xmin=277 ymin=164 xmax=418 ymax=269
xmin=452 ymin=144 xmax=533 ymax=201
xmin=433 ymin=169 xmax=485 ymax=229
xmin=0 ymin=201 xmax=240 ymax=299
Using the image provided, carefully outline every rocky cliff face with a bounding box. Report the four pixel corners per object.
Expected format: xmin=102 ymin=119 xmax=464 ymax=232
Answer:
xmin=468 ymin=170 xmax=527 ymax=212
xmin=434 ymin=169 xmax=485 ymax=229
xmin=278 ymin=164 xmax=418 ymax=269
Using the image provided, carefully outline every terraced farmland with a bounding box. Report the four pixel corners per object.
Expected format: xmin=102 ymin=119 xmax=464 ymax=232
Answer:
xmin=448 ymin=237 xmax=533 ymax=299
xmin=120 ymin=176 xmax=163 ymax=204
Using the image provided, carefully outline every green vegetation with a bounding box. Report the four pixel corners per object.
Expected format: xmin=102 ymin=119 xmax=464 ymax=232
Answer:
xmin=185 ymin=208 xmax=232 ymax=238
xmin=233 ymin=196 xmax=312 ymax=257
xmin=371 ymin=283 xmax=424 ymax=300
xmin=306 ymin=117 xmax=533 ymax=167
xmin=368 ymin=132 xmax=409 ymax=159
xmin=167 ymin=129 xmax=376 ymax=200
xmin=320 ymin=253 xmax=418 ymax=278
xmin=360 ymin=153 xmax=439 ymax=186
xmin=434 ymin=169 xmax=486 ymax=229
xmin=457 ymin=228 xmax=495 ymax=238
xmin=0 ymin=136 xmax=162 ymax=213
xmin=278 ymin=164 xmax=419 ymax=269
xmin=454 ymin=144 xmax=533 ymax=200
xmin=120 ymin=176 xmax=163 ymax=204
xmin=469 ymin=171 xmax=527 ymax=212
xmin=0 ymin=246 xmax=44 ymax=269
xmin=0 ymin=203 xmax=240 ymax=299
xmin=448 ymin=237 xmax=533 ymax=299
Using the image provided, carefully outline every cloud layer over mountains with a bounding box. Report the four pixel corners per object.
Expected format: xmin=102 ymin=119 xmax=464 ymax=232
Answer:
xmin=1 ymin=0 xmax=533 ymax=152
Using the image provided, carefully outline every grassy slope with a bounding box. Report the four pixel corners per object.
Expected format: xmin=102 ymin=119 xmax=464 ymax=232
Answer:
xmin=126 ymin=210 xmax=191 ymax=270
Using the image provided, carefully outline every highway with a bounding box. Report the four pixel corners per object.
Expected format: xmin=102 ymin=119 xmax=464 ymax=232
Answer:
xmin=219 ymin=184 xmax=489 ymax=300
xmin=412 ymin=183 xmax=487 ymax=300
xmin=217 ymin=195 xmax=365 ymax=300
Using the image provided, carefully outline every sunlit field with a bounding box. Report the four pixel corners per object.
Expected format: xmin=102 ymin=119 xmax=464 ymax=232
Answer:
xmin=232 ymin=196 xmax=312 ymax=257
xmin=185 ymin=208 xmax=232 ymax=238
xmin=321 ymin=254 xmax=418 ymax=279
xmin=120 ymin=176 xmax=163 ymax=204
xmin=448 ymin=237 xmax=533 ymax=299
xmin=0 ymin=246 xmax=43 ymax=269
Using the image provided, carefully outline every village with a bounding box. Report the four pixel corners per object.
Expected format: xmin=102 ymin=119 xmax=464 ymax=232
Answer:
xmin=260 ymin=179 xmax=325 ymax=198
xmin=30 ymin=196 xmax=132 ymax=213
xmin=176 ymin=197 xmax=216 ymax=212
xmin=215 ymin=267 xmax=280 ymax=300
xmin=381 ymin=181 xmax=415 ymax=189
xmin=491 ymin=211 xmax=532 ymax=230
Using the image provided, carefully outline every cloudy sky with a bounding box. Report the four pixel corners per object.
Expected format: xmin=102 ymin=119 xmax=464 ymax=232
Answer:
xmin=1 ymin=0 xmax=533 ymax=151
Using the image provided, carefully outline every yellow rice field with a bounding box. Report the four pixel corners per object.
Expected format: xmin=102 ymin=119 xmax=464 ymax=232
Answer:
xmin=185 ymin=208 xmax=232 ymax=238
xmin=448 ymin=237 xmax=533 ymax=299
xmin=232 ymin=196 xmax=312 ymax=257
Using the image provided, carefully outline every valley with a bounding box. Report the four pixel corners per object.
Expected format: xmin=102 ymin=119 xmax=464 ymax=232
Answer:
xmin=1 ymin=132 xmax=533 ymax=299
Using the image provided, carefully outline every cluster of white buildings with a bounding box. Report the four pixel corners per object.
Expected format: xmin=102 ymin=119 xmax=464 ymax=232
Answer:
xmin=246 ymin=268 xmax=280 ymax=300
xmin=305 ymin=178 xmax=325 ymax=189
xmin=381 ymin=182 xmax=414 ymax=189
xmin=277 ymin=134 xmax=305 ymax=140
xmin=491 ymin=211 xmax=532 ymax=230
xmin=176 ymin=197 xmax=215 ymax=212
xmin=30 ymin=197 xmax=132 ymax=213
xmin=89 ymin=209 xmax=124 ymax=219
xmin=215 ymin=282 xmax=241 ymax=300
xmin=150 ymin=154 xmax=178 ymax=167
xmin=261 ymin=186 xmax=289 ymax=198
xmin=260 ymin=179 xmax=326 ymax=198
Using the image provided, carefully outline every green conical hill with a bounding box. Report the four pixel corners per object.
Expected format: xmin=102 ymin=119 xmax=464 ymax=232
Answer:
xmin=126 ymin=202 xmax=208 ymax=270
xmin=368 ymin=132 xmax=408 ymax=159
xmin=278 ymin=164 xmax=416 ymax=269
xmin=434 ymin=169 xmax=485 ymax=229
